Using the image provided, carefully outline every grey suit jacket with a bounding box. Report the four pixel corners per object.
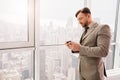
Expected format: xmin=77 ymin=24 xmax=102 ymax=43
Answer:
xmin=78 ymin=22 xmax=111 ymax=80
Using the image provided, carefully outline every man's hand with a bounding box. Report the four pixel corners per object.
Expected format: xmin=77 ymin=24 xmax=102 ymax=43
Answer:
xmin=65 ymin=41 xmax=80 ymax=52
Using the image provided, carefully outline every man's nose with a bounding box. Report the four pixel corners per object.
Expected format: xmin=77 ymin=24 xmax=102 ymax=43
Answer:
xmin=78 ymin=21 xmax=82 ymax=24
xmin=80 ymin=22 xmax=82 ymax=25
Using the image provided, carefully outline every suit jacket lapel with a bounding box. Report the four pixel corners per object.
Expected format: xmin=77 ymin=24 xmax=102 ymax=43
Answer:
xmin=81 ymin=23 xmax=98 ymax=42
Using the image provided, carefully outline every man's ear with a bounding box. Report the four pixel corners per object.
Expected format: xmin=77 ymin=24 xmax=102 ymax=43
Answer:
xmin=87 ymin=14 xmax=91 ymax=18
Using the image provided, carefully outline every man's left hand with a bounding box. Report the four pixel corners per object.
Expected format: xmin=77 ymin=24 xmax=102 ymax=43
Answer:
xmin=65 ymin=41 xmax=80 ymax=51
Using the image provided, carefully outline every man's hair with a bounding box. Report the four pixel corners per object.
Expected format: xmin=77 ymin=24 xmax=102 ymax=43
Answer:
xmin=75 ymin=7 xmax=91 ymax=17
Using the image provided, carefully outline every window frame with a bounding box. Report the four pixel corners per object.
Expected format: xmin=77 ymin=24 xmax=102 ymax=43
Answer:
xmin=113 ymin=0 xmax=120 ymax=69
xmin=0 ymin=48 xmax=35 ymax=80
xmin=0 ymin=0 xmax=35 ymax=49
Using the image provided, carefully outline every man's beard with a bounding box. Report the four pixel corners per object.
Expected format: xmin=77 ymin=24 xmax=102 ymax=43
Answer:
xmin=83 ymin=21 xmax=88 ymax=28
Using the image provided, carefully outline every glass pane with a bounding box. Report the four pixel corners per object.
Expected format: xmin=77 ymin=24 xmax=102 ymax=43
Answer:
xmin=104 ymin=45 xmax=115 ymax=69
xmin=90 ymin=0 xmax=117 ymax=70
xmin=40 ymin=0 xmax=84 ymax=80
xmin=118 ymin=3 xmax=120 ymax=68
xmin=0 ymin=50 xmax=33 ymax=80
xmin=40 ymin=0 xmax=84 ymax=45
xmin=39 ymin=46 xmax=79 ymax=80
xmin=90 ymin=0 xmax=117 ymax=42
xmin=0 ymin=0 xmax=28 ymax=42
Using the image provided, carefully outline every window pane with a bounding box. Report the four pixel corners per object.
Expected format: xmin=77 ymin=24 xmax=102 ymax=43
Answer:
xmin=40 ymin=0 xmax=84 ymax=45
xmin=39 ymin=46 xmax=79 ymax=80
xmin=0 ymin=50 xmax=33 ymax=80
xmin=90 ymin=0 xmax=117 ymax=70
xmin=40 ymin=0 xmax=84 ymax=80
xmin=104 ymin=45 xmax=115 ymax=69
xmin=118 ymin=2 xmax=120 ymax=68
xmin=0 ymin=0 xmax=28 ymax=42
xmin=90 ymin=0 xmax=117 ymax=42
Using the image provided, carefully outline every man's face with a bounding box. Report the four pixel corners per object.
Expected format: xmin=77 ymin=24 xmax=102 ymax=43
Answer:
xmin=77 ymin=12 xmax=89 ymax=28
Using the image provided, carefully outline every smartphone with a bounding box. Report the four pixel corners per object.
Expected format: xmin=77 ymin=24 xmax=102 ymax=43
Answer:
xmin=66 ymin=41 xmax=71 ymax=43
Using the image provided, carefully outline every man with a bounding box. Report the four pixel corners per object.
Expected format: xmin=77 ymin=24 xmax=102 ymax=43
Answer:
xmin=65 ymin=7 xmax=111 ymax=80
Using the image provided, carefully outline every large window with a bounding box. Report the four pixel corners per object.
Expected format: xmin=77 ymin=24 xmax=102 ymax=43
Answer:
xmin=0 ymin=49 xmax=34 ymax=80
xmin=0 ymin=0 xmax=34 ymax=49
xmin=39 ymin=46 xmax=79 ymax=80
xmin=118 ymin=4 xmax=120 ymax=68
xmin=39 ymin=0 xmax=120 ymax=80
xmin=0 ymin=0 xmax=35 ymax=80
xmin=0 ymin=0 xmax=28 ymax=42
xmin=40 ymin=0 xmax=84 ymax=80
xmin=113 ymin=0 xmax=120 ymax=69
xmin=89 ymin=0 xmax=117 ymax=70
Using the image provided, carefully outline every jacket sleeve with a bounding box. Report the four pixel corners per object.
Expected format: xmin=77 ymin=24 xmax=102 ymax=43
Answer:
xmin=79 ymin=25 xmax=111 ymax=57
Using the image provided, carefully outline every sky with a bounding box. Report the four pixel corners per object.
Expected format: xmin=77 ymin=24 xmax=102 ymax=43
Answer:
xmin=40 ymin=0 xmax=117 ymax=31
xmin=40 ymin=0 xmax=84 ymax=20
xmin=0 ymin=0 xmax=117 ymax=30
xmin=0 ymin=0 xmax=27 ymax=25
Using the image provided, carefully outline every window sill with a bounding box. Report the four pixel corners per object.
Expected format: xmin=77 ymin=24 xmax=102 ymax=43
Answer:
xmin=106 ymin=68 xmax=120 ymax=80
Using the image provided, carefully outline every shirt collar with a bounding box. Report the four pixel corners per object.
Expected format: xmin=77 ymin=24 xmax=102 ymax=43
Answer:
xmin=88 ymin=21 xmax=96 ymax=29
